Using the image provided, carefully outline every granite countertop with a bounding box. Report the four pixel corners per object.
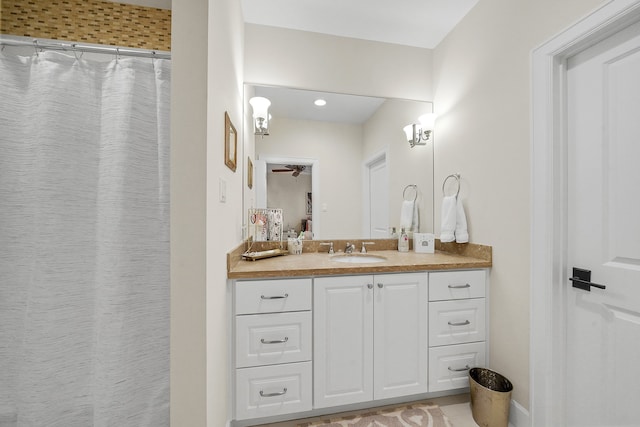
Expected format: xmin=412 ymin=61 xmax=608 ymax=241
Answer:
xmin=227 ymin=239 xmax=492 ymax=280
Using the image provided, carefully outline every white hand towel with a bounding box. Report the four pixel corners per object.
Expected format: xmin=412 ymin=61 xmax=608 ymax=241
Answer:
xmin=411 ymin=202 xmax=420 ymax=233
xmin=440 ymin=196 xmax=456 ymax=243
xmin=455 ymin=197 xmax=469 ymax=243
xmin=400 ymin=200 xmax=415 ymax=231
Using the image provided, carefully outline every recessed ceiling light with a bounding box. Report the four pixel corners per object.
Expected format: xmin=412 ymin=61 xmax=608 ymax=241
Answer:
xmin=314 ymin=99 xmax=327 ymax=107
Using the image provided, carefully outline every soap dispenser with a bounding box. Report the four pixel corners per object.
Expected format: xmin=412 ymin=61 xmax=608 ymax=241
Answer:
xmin=398 ymin=227 xmax=409 ymax=252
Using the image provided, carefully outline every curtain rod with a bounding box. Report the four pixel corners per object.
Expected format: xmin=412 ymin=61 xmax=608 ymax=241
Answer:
xmin=0 ymin=36 xmax=171 ymax=60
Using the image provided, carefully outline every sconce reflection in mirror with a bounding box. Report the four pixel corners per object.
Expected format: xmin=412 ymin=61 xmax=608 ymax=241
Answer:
xmin=403 ymin=113 xmax=437 ymax=148
xmin=249 ymin=96 xmax=271 ymax=137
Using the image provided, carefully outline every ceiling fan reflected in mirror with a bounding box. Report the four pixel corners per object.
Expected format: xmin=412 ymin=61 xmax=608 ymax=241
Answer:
xmin=272 ymin=165 xmax=307 ymax=177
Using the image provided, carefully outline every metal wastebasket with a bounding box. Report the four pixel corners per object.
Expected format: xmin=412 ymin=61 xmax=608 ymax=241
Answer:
xmin=469 ymin=368 xmax=513 ymax=427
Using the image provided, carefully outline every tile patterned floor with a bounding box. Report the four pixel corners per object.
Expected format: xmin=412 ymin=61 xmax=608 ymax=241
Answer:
xmin=440 ymin=402 xmax=478 ymax=427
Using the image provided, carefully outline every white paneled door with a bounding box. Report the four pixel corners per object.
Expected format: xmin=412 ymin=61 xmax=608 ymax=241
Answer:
xmin=565 ymin=19 xmax=640 ymax=426
xmin=365 ymin=153 xmax=389 ymax=239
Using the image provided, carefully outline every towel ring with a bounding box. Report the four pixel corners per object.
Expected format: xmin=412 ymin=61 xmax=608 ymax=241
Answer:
xmin=442 ymin=174 xmax=461 ymax=198
xmin=403 ymin=184 xmax=418 ymax=202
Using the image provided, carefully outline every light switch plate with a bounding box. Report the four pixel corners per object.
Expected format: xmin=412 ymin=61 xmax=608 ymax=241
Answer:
xmin=219 ymin=178 xmax=226 ymax=203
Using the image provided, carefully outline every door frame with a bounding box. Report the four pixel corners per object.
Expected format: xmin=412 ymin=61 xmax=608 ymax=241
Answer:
xmin=530 ymin=1 xmax=640 ymax=425
xmin=256 ymin=155 xmax=321 ymax=237
xmin=362 ymin=147 xmax=389 ymax=238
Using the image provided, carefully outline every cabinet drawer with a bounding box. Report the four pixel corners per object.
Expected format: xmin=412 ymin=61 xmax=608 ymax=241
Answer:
xmin=429 ymin=342 xmax=486 ymax=392
xmin=429 ymin=298 xmax=485 ymax=346
xmin=236 ymin=311 xmax=312 ymax=368
xmin=235 ymin=278 xmax=312 ymax=314
xmin=235 ymin=361 xmax=312 ymax=420
xmin=429 ymin=270 xmax=485 ymax=301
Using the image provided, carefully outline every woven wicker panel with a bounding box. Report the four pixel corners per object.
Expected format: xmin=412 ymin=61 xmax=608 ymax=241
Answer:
xmin=0 ymin=0 xmax=171 ymax=51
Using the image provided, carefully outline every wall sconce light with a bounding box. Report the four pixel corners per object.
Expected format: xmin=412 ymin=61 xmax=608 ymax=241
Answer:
xmin=403 ymin=113 xmax=437 ymax=148
xmin=249 ymin=96 xmax=271 ymax=136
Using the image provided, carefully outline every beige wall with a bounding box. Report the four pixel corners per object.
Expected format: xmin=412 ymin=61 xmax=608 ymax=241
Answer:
xmin=256 ymin=117 xmax=363 ymax=239
xmin=432 ymin=0 xmax=605 ymax=409
xmin=172 ymin=0 xmax=244 ymax=425
xmin=207 ymin=0 xmax=245 ymax=424
xmin=245 ymin=24 xmax=433 ymax=101
xmin=363 ymin=99 xmax=435 ymax=234
xmin=267 ymin=172 xmax=312 ymax=233
xmin=170 ymin=0 xmax=208 ymax=424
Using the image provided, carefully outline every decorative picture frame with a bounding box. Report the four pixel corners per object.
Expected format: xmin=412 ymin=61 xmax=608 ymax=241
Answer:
xmin=247 ymin=157 xmax=253 ymax=189
xmin=224 ymin=111 xmax=237 ymax=172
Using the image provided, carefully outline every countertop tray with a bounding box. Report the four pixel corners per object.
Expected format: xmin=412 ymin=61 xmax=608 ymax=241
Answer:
xmin=242 ymin=248 xmax=288 ymax=261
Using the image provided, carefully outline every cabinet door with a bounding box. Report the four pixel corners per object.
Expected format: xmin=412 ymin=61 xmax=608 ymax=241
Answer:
xmin=314 ymin=275 xmax=373 ymax=408
xmin=373 ymin=273 xmax=428 ymax=399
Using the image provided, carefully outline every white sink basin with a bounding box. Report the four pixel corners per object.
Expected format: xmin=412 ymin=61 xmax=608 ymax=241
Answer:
xmin=331 ymin=254 xmax=386 ymax=264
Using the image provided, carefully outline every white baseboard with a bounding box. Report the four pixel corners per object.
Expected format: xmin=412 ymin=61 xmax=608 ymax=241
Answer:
xmin=509 ymin=399 xmax=530 ymax=427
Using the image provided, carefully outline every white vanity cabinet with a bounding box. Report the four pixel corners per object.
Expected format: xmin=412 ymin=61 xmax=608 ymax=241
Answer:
xmin=427 ymin=270 xmax=487 ymax=392
xmin=313 ymin=272 xmax=428 ymax=408
xmin=234 ymin=278 xmax=313 ymax=420
xmin=231 ymin=267 xmax=490 ymax=424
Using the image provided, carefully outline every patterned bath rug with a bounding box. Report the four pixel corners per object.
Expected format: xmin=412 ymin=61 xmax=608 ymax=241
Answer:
xmin=297 ymin=401 xmax=453 ymax=427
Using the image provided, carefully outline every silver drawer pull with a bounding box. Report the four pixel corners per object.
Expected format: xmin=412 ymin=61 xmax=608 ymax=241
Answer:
xmin=448 ymin=320 xmax=471 ymax=326
xmin=260 ymin=337 xmax=289 ymax=344
xmin=260 ymin=293 xmax=289 ymax=300
xmin=448 ymin=283 xmax=471 ymax=289
xmin=448 ymin=365 xmax=470 ymax=372
xmin=259 ymin=387 xmax=288 ymax=397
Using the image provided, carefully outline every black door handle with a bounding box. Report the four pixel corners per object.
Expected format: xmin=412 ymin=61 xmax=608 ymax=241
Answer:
xmin=569 ymin=277 xmax=606 ymax=290
xmin=569 ymin=267 xmax=606 ymax=292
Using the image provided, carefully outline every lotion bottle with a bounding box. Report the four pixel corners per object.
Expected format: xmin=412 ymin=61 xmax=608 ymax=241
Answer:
xmin=398 ymin=227 xmax=409 ymax=252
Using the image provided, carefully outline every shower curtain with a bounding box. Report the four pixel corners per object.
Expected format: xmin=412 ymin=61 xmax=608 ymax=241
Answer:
xmin=0 ymin=48 xmax=170 ymax=426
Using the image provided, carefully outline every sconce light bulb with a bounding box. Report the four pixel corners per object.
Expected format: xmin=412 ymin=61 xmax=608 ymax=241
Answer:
xmin=250 ymin=96 xmax=271 ymax=136
xmin=418 ymin=113 xmax=437 ymax=131
xmin=403 ymin=124 xmax=415 ymax=142
xmin=249 ymin=96 xmax=271 ymax=119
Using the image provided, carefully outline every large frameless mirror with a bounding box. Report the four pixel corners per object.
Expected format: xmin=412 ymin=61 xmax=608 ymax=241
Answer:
xmin=243 ymin=84 xmax=434 ymax=242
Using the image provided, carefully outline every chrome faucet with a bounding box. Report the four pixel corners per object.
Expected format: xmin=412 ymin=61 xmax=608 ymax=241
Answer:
xmin=361 ymin=242 xmax=375 ymax=253
xmin=321 ymin=242 xmax=334 ymax=254
xmin=345 ymin=242 xmax=356 ymax=254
